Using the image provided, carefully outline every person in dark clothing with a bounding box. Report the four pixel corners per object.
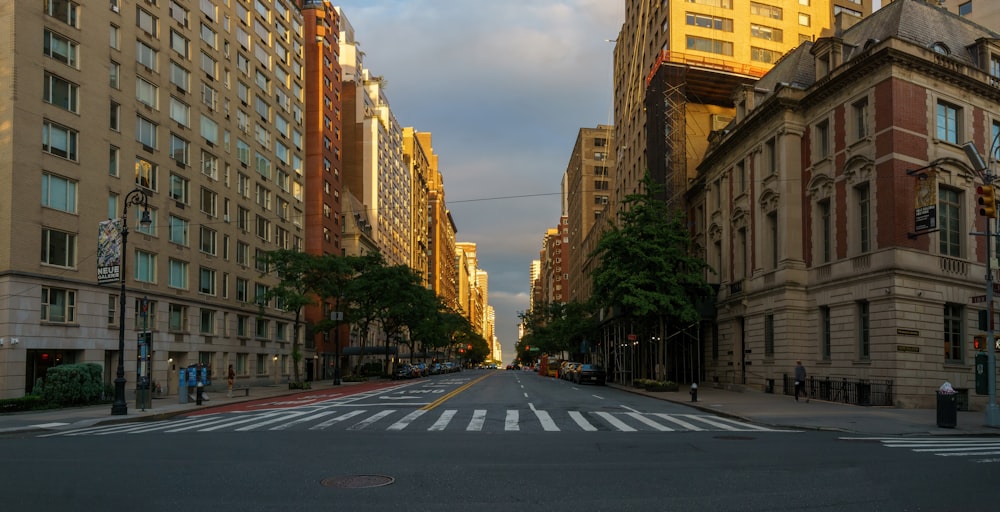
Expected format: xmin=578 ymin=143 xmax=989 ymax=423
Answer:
xmin=794 ymin=360 xmax=809 ymax=402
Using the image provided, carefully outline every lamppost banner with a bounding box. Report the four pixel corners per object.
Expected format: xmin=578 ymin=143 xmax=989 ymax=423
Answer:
xmin=97 ymin=219 xmax=123 ymax=284
xmin=914 ymin=170 xmax=937 ymax=232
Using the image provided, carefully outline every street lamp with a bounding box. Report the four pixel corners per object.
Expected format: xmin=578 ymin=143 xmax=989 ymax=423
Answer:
xmin=331 ymin=298 xmax=342 ymax=385
xmin=963 ymin=140 xmax=1000 ymax=428
xmin=111 ymin=188 xmax=152 ymax=416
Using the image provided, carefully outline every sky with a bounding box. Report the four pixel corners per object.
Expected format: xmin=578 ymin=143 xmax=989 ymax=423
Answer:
xmin=334 ymin=1 xmax=625 ymax=363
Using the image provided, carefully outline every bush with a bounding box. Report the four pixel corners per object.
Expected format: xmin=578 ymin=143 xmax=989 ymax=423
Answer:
xmin=40 ymin=363 xmax=105 ymax=406
xmin=0 ymin=395 xmax=47 ymax=412
xmin=645 ymin=380 xmax=679 ymax=392
xmin=341 ymin=374 xmax=367 ymax=382
xmin=288 ymin=381 xmax=312 ymax=390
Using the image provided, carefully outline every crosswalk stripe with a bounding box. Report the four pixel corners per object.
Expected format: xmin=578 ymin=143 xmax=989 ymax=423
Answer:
xmin=533 ymin=409 xmax=560 ymax=431
xmin=387 ymin=410 xmax=427 ymax=431
xmin=937 ymin=450 xmax=1000 ymax=457
xmin=309 ymin=410 xmax=366 ymax=430
xmin=594 ymin=411 xmax=636 ymax=431
xmin=625 ymin=412 xmax=674 ymax=431
xmin=912 ymin=446 xmax=1000 ymax=452
xmin=569 ymin=411 xmax=597 ymax=431
xmin=429 ymin=410 xmax=457 ymax=431
xmin=650 ymin=413 xmax=705 ymax=431
xmin=347 ymin=410 xmax=394 ymax=430
xmin=194 ymin=412 xmax=288 ymax=432
xmin=680 ymin=414 xmax=751 ymax=431
xmin=269 ymin=410 xmax=341 ymax=431
xmin=467 ymin=409 xmax=487 ymax=431
xmin=505 ymin=409 xmax=519 ymax=431
xmin=234 ymin=410 xmax=316 ymax=431
xmin=166 ymin=412 xmax=280 ymax=432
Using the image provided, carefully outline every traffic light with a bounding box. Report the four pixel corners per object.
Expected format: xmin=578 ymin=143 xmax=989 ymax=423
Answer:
xmin=974 ymin=335 xmax=985 ymax=351
xmin=977 ymin=184 xmax=997 ymax=218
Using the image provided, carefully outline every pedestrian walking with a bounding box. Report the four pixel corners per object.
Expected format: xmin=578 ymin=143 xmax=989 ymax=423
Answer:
xmin=794 ymin=360 xmax=809 ymax=402
xmin=227 ymin=364 xmax=235 ymax=398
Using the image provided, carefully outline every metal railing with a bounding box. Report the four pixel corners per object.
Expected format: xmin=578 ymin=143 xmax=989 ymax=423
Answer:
xmin=783 ymin=374 xmax=894 ymax=406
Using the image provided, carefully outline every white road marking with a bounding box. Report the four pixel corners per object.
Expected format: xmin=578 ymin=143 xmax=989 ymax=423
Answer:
xmin=569 ymin=411 xmax=597 ymax=431
xmin=309 ymin=409 xmax=366 ymax=430
xmin=505 ymin=409 xmax=519 ymax=431
xmin=429 ymin=410 xmax=457 ymax=431
xmin=467 ymin=409 xmax=487 ymax=431
xmin=387 ymin=410 xmax=427 ymax=431
xmin=594 ymin=411 xmax=636 ymax=431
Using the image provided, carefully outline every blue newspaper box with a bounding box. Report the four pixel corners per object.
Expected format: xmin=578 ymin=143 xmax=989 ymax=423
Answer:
xmin=178 ymin=370 xmax=188 ymax=404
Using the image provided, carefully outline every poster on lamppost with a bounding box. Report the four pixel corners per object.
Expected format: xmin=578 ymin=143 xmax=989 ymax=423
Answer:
xmin=97 ymin=219 xmax=122 ymax=284
xmin=914 ymin=170 xmax=937 ymax=232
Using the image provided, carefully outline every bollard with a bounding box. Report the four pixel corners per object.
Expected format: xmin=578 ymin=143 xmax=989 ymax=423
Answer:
xmin=690 ymin=382 xmax=698 ymax=402
xmin=196 ymin=382 xmax=204 ymax=405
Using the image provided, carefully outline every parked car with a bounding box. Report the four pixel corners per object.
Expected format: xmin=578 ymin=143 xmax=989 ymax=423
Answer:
xmin=573 ymin=364 xmax=606 ymax=385
xmin=393 ymin=364 xmax=413 ymax=380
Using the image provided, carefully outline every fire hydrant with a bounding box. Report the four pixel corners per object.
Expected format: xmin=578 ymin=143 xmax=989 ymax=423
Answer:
xmin=690 ymin=382 xmax=698 ymax=402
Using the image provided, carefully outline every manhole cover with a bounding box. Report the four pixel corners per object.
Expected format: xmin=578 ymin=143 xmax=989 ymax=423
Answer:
xmin=321 ymin=475 xmax=395 ymax=489
xmin=713 ymin=435 xmax=755 ymax=441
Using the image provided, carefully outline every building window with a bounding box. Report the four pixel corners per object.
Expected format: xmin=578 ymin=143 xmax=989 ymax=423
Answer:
xmin=958 ymin=2 xmax=972 ymax=17
xmin=169 ymin=174 xmax=190 ymax=203
xmin=110 ymin=102 xmax=121 ymax=131
xmin=41 ymin=287 xmax=76 ymax=323
xmin=135 ymin=157 xmax=157 ymax=190
xmin=686 ymin=13 xmax=733 ymax=31
xmin=686 ymin=36 xmax=733 ymax=56
xmin=944 ymin=303 xmax=963 ymax=363
xmin=199 ymin=267 xmax=216 ymax=295
xmin=46 ymin=0 xmax=80 ymax=28
xmin=109 ymin=146 xmax=120 ymax=177
xmin=199 ymin=226 xmax=217 ymax=255
xmin=136 ymin=77 xmax=159 ymax=109
xmin=44 ymin=30 xmax=78 ymax=67
xmin=170 ymin=61 xmax=190 ymax=91
xmin=856 ymin=183 xmax=871 ymax=253
xmin=255 ymin=318 xmax=269 ymax=340
xmin=42 ymin=120 xmax=78 ymax=161
xmin=237 ymin=315 xmax=249 ymax=337
xmin=815 ymin=120 xmax=829 ymax=160
xmin=168 ymin=258 xmax=188 ymax=289
xmin=134 ymin=250 xmax=156 ymax=283
xmin=737 ymin=227 xmax=748 ymax=279
xmin=936 ymin=100 xmax=961 ymax=144
xmin=169 ymin=303 xmax=188 ymax=332
xmin=852 ymin=98 xmax=868 ymax=141
xmin=236 ymin=277 xmax=248 ymax=302
xmin=134 ymin=207 xmax=156 ymax=236
xmin=41 ymin=173 xmax=77 ymax=213
xmin=820 ymin=306 xmax=831 ymax=360
xmin=169 ymin=134 xmax=189 ymax=165
xmin=41 ymin=228 xmax=76 ymax=267
xmin=108 ymin=294 xmax=118 ymax=326
xmin=236 ymin=352 xmax=248 ymax=374
xmin=110 ymin=61 xmax=121 ymax=89
xmin=133 ymin=298 xmax=157 ymax=330
xmin=136 ymin=116 xmax=158 ymax=148
xmin=798 ymin=13 xmax=810 ymax=27
xmin=168 ymin=215 xmax=189 ymax=246
xmin=764 ymin=313 xmax=774 ymax=356
xmin=200 ymin=309 xmax=216 ymax=334
xmin=751 ymin=24 xmax=782 ymax=42
xmin=750 ymin=47 xmax=781 ymax=64
xmin=939 ymin=187 xmax=961 ymax=257
xmin=858 ymin=301 xmax=870 ymax=360
xmin=764 ymin=211 xmax=777 ymax=269
xmin=749 ymin=2 xmax=782 ymax=19
xmin=136 ymin=41 xmax=158 ymax=71
xmin=819 ymin=199 xmax=831 ymax=263
xmin=136 ymin=7 xmax=158 ymax=36
xmin=170 ymin=1 xmax=189 ymax=26
xmin=765 ymin=138 xmax=776 ymax=175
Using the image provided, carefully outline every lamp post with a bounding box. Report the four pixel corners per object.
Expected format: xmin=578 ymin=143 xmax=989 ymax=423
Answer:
xmin=963 ymin=140 xmax=1000 ymax=428
xmin=111 ymin=188 xmax=152 ymax=416
xmin=332 ymin=297 xmax=341 ymax=385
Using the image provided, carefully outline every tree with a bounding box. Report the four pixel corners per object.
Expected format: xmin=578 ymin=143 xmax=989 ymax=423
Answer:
xmin=258 ymin=249 xmax=319 ymax=386
xmin=590 ymin=171 xmax=713 ymax=380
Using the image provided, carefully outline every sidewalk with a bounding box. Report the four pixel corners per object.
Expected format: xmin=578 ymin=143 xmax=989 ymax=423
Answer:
xmin=0 ymin=380 xmax=365 ymax=435
xmin=610 ymin=383 xmax=1000 ymax=436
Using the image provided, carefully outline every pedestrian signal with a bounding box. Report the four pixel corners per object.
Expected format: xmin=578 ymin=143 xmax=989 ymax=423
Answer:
xmin=973 ymin=335 xmax=985 ymax=351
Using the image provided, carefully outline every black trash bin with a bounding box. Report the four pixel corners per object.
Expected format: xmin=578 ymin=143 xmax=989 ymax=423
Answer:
xmin=936 ymin=392 xmax=957 ymax=428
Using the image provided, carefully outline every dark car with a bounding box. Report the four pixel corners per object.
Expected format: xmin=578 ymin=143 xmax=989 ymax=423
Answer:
xmin=574 ymin=364 xmax=606 ymax=385
xmin=393 ymin=364 xmax=413 ymax=380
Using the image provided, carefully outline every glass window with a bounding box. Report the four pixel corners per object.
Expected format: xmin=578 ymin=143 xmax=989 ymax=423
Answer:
xmin=41 ymin=173 xmax=77 ymax=213
xmin=41 ymin=287 xmax=76 ymax=323
xmin=110 ymin=61 xmax=121 ymax=89
xmin=200 ymin=309 xmax=216 ymax=334
xmin=42 ymin=120 xmax=78 ymax=160
xmin=936 ymin=100 xmax=960 ymax=143
xmin=136 ymin=77 xmax=159 ymax=109
xmin=820 ymin=306 xmax=831 ymax=360
xmin=136 ymin=8 xmax=158 ymax=36
xmin=134 ymin=250 xmax=156 ymax=283
xmin=135 ymin=157 xmax=157 ymax=190
xmin=44 ymin=30 xmax=78 ymax=67
xmin=170 ymin=61 xmax=190 ymax=91
xmin=858 ymin=301 xmax=870 ymax=359
xmin=136 ymin=116 xmax=158 ymax=148
xmin=944 ymin=303 xmax=963 ymax=362
xmin=199 ymin=267 xmax=216 ymax=295
xmin=170 ymin=30 xmax=189 ymax=57
xmin=136 ymin=41 xmax=158 ymax=71
xmin=109 ymin=146 xmax=120 ymax=177
xmin=170 ymin=97 xmax=190 ymax=126
xmin=46 ymin=0 xmax=80 ymax=28
xmin=168 ymin=258 xmax=188 ymax=289
xmin=169 ymin=133 xmax=189 ymax=164
xmin=43 ymin=73 xmax=78 ymax=113
xmin=41 ymin=228 xmax=76 ymax=267
xmin=938 ymin=187 xmax=961 ymax=257
xmin=168 ymin=215 xmax=189 ymax=245
xmin=169 ymin=303 xmax=187 ymax=331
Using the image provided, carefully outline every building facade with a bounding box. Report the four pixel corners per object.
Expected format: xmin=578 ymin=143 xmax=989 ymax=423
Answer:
xmin=692 ymin=0 xmax=1000 ymax=407
xmin=0 ymin=0 xmax=309 ymax=399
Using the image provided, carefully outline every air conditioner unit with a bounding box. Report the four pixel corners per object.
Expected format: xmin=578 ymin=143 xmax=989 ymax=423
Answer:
xmin=111 ymin=5 xmax=120 ymax=13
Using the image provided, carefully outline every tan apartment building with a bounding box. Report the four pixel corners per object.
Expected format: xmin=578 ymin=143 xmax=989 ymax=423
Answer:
xmin=428 ymin=162 xmax=459 ymax=311
xmin=0 ymin=0 xmax=310 ymax=399
xmin=690 ymin=0 xmax=1000 ymax=407
xmin=403 ymin=128 xmax=433 ymax=287
xmin=338 ymin=12 xmax=411 ymax=268
xmin=563 ymin=125 xmax=615 ymax=304
xmin=613 ymin=0 xmax=873 ymax=213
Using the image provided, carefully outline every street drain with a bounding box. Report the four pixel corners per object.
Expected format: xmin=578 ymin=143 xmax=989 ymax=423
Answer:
xmin=321 ymin=475 xmax=395 ymax=488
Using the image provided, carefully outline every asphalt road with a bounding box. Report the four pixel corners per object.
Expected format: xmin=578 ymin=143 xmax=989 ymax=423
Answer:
xmin=3 ymin=370 xmax=995 ymax=511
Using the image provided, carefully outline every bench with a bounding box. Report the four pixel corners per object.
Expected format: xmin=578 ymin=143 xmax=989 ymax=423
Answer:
xmin=231 ymin=387 xmax=250 ymax=397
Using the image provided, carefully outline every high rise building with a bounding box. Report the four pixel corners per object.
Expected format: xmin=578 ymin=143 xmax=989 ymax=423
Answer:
xmin=402 ymin=128 xmax=433 ymax=287
xmin=613 ymin=0 xmax=873 ymax=211
xmin=0 ymin=0 xmax=308 ymax=398
xmin=563 ymin=125 xmax=615 ymax=304
xmin=427 ymin=157 xmax=459 ymax=310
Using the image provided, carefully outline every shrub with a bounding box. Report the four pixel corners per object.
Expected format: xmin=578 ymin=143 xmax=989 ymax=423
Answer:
xmin=40 ymin=363 xmax=105 ymax=406
xmin=341 ymin=374 xmax=367 ymax=382
xmin=0 ymin=395 xmax=47 ymax=412
xmin=645 ymin=380 xmax=679 ymax=392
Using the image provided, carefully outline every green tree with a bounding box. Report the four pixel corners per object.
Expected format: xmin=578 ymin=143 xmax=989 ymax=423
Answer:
xmin=258 ymin=249 xmax=318 ymax=385
xmin=590 ymin=171 xmax=713 ymax=379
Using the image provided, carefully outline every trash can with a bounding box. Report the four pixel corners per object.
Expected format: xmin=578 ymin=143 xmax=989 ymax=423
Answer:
xmin=936 ymin=392 xmax=957 ymax=428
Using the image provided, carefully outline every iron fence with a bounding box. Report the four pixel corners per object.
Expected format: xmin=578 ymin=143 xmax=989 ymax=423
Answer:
xmin=782 ymin=374 xmax=894 ymax=406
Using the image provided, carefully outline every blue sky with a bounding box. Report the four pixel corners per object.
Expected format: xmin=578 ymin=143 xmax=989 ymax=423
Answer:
xmin=334 ymin=1 xmax=624 ymax=362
